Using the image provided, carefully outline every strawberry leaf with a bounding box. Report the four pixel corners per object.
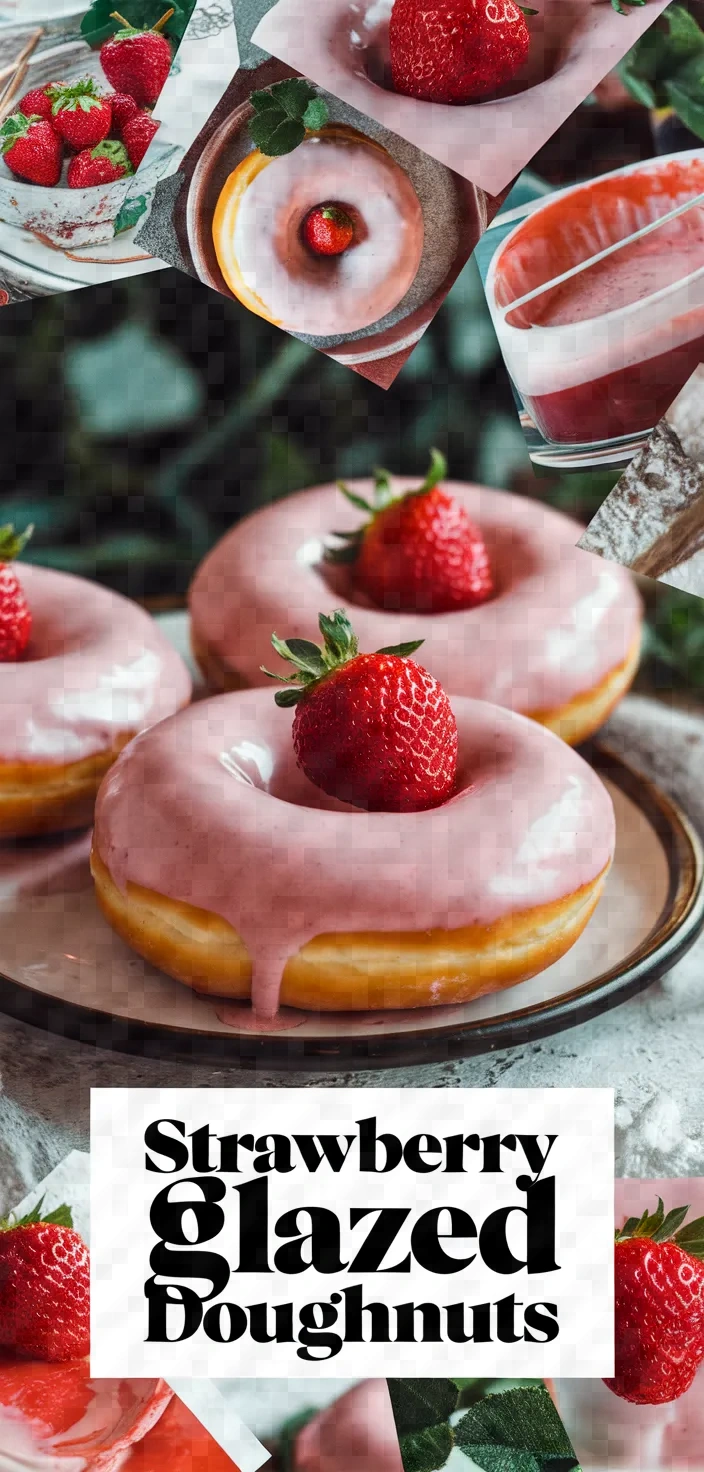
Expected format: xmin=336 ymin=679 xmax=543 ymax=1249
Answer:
xmin=388 ymin=1379 xmax=459 ymax=1435
xmin=455 ymin=1388 xmax=578 ymax=1465
xmin=274 ymin=688 xmax=303 ymax=707
xmin=248 ymin=80 xmax=328 ymax=158
xmin=399 ymin=1423 xmax=455 ymax=1472
xmin=302 ymin=97 xmax=328 ymax=131
xmin=0 ymin=522 xmax=33 ymax=561
xmin=375 ymin=640 xmax=425 ymax=657
xmin=652 ymin=1205 xmax=691 ymax=1241
xmin=674 ymin=1215 xmax=704 ymax=1259
xmin=0 ymin=1197 xmax=74 ymax=1230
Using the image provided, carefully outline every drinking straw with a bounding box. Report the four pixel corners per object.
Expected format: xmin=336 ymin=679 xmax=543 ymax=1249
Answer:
xmin=498 ymin=187 xmax=704 ymax=318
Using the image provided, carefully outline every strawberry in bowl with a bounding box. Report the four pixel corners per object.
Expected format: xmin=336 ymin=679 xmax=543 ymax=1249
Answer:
xmin=389 ymin=0 xmax=536 ymax=104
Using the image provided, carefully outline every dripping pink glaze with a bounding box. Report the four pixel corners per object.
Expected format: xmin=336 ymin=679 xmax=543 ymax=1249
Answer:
xmin=93 ymin=687 xmax=615 ymax=1021
xmin=293 ymin=1380 xmax=403 ymax=1472
xmin=0 ymin=565 xmax=192 ymax=764
xmin=188 ymin=480 xmax=641 ymax=713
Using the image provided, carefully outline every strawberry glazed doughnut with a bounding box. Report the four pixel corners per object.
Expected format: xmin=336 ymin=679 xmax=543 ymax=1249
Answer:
xmin=211 ymin=125 xmax=424 ymax=335
xmin=189 ymin=477 xmax=642 ymax=746
xmin=90 ymin=687 xmax=614 ymax=1017
xmin=1 ymin=565 xmax=191 ymax=838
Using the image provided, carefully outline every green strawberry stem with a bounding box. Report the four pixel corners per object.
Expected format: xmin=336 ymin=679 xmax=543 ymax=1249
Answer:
xmin=616 ymin=1197 xmax=704 ymax=1258
xmin=109 ymin=6 xmax=174 ymax=31
xmin=262 ymin=608 xmax=424 ymax=707
xmin=50 ymin=79 xmax=103 ymax=115
xmin=0 ymin=523 xmax=32 ymax=562
xmin=326 ymin=447 xmax=447 ymax=566
xmin=0 ymin=1196 xmax=74 ymax=1231
xmin=612 ymin=0 xmax=646 ymax=10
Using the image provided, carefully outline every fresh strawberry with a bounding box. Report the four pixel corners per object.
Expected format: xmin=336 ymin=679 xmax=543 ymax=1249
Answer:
xmin=0 ymin=525 xmax=32 ymax=661
xmin=389 ymin=0 xmax=534 ymax=104
xmin=67 ymin=139 xmax=133 ymax=188
xmin=49 ymin=79 xmax=112 ymax=151
xmin=122 ymin=110 xmax=160 ymax=169
xmin=0 ymin=113 xmax=62 ymax=186
xmin=303 ymin=204 xmax=355 ymax=256
xmin=0 ymin=1200 xmax=89 ymax=1362
xmin=604 ymin=1198 xmax=704 ymax=1405
xmin=264 ymin=608 xmax=458 ymax=811
xmin=100 ymin=10 xmax=174 ymax=108
xmin=109 ymin=90 xmax=140 ymax=132
xmin=19 ymin=83 xmax=61 ymax=121
xmin=328 ymin=450 xmax=494 ymax=613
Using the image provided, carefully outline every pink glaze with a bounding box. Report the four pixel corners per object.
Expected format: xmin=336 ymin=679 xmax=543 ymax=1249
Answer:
xmin=1 ymin=566 xmax=191 ymax=765
xmin=189 ymin=480 xmax=641 ymax=714
xmin=226 ymin=132 xmax=424 ymax=335
xmin=93 ymin=687 xmax=615 ymax=1020
xmin=293 ymin=1380 xmax=403 ymax=1472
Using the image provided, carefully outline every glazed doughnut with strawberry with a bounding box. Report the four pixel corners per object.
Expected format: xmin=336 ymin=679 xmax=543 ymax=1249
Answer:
xmin=91 ymin=609 xmax=614 ymax=1018
xmin=0 ymin=527 xmax=191 ymax=838
xmin=189 ymin=453 xmax=641 ymax=747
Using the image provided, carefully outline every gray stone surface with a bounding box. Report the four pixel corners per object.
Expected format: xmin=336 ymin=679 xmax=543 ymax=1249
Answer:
xmin=1 ymin=693 xmax=703 ymax=1212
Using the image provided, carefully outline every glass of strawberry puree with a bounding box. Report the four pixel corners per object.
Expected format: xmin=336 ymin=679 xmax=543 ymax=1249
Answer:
xmin=485 ymin=152 xmax=704 ymax=453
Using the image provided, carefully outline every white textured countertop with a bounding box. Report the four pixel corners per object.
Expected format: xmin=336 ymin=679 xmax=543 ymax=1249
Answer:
xmin=0 ymin=693 xmax=703 ymax=1214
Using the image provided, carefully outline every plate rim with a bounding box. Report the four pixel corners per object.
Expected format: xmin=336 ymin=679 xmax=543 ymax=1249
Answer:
xmin=0 ymin=740 xmax=702 ymax=1071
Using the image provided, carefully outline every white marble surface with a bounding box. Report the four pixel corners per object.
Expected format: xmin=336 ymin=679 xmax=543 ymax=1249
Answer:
xmin=0 ymin=693 xmax=703 ymax=1212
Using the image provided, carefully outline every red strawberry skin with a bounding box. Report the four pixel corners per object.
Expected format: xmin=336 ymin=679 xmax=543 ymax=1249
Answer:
xmin=100 ymin=30 xmax=172 ymax=107
xmin=110 ymin=91 xmax=140 ymax=132
xmin=0 ymin=563 xmax=31 ymax=661
xmin=0 ymin=116 xmax=62 ymax=187
xmin=292 ymin=652 xmax=458 ymax=811
xmin=19 ymin=85 xmax=55 ymax=121
xmin=356 ymin=485 xmax=494 ymax=613
xmin=122 ymin=111 xmax=160 ymax=169
xmin=53 ymin=93 xmax=112 ymax=151
xmin=605 ymin=1237 xmax=704 ymax=1405
xmin=0 ymin=1223 xmax=90 ymax=1362
xmin=389 ymin=0 xmax=530 ymax=103
xmin=67 ymin=140 xmax=132 ymax=188
xmin=303 ymin=204 xmax=355 ymax=256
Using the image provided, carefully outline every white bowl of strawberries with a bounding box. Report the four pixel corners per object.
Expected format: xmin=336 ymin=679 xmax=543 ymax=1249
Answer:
xmin=0 ymin=10 xmax=174 ymax=247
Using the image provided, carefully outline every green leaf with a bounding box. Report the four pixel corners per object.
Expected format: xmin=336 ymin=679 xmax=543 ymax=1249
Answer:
xmin=388 ymin=1379 xmax=459 ymax=1436
xmin=337 ymin=482 xmax=373 ymax=513
xmin=664 ymin=75 xmax=704 ymax=140
xmin=375 ymin=640 xmax=425 ymax=657
xmin=0 ymin=522 xmax=33 ymax=561
xmin=277 ymin=638 xmax=327 ymax=676
xmin=249 ymin=114 xmax=305 ymax=157
xmin=302 ymin=97 xmax=329 ymax=131
xmin=652 ymin=1205 xmax=691 ymax=1242
xmin=455 ymin=1388 xmax=578 ymax=1464
xmin=674 ymin=1215 xmax=704 ymax=1259
xmin=1 ymin=1197 xmax=74 ymax=1230
xmin=464 ymin=1448 xmax=542 ymax=1472
xmin=64 ymin=320 xmax=203 ymax=437
xmin=399 ymin=1422 xmax=455 ymax=1472
xmin=80 ymin=0 xmax=195 ymax=47
xmin=114 ymin=193 xmax=148 ymax=235
xmin=248 ymin=79 xmax=326 ymax=157
xmin=274 ymin=688 xmax=303 ymax=707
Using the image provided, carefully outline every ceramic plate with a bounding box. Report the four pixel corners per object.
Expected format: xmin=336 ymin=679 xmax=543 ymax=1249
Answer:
xmin=0 ymin=613 xmax=701 ymax=1070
